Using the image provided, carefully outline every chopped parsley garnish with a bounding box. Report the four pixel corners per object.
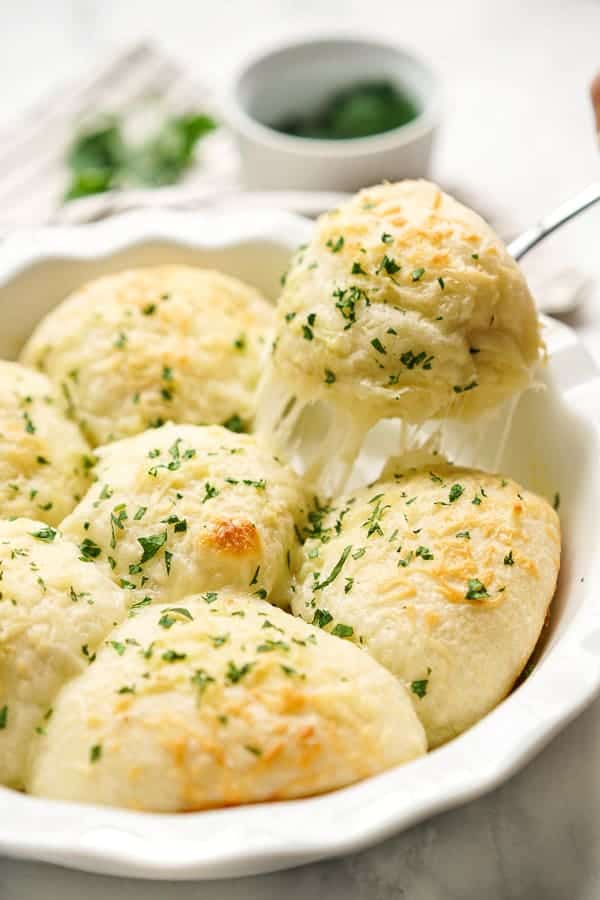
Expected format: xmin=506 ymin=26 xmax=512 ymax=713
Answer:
xmin=411 ymin=267 xmax=425 ymax=281
xmin=23 ymin=411 xmax=36 ymax=434
xmin=110 ymin=504 xmax=127 ymax=548
xmin=351 ymin=261 xmax=367 ymax=275
xmin=313 ymin=545 xmax=353 ymax=591
xmin=202 ymin=591 xmax=218 ymax=604
xmin=437 ymin=277 xmax=445 ymax=289
xmin=225 ymin=661 xmax=254 ymax=683
xmin=0 ymin=705 xmax=7 ymax=729
xmin=553 ymin=492 xmax=560 ymax=511
xmin=191 ymin=669 xmax=215 ymax=696
xmin=223 ymin=414 xmax=245 ymax=433
xmin=326 ymin=235 xmax=344 ymax=253
xmin=164 ymin=550 xmax=173 ymax=575
xmin=110 ymin=641 xmax=126 ymax=655
xmin=400 ymin=350 xmax=433 ymax=370
xmin=302 ymin=324 xmax=314 ymax=341
xmin=161 ymin=649 xmax=187 ymax=662
xmin=377 ymin=254 xmax=401 ymax=275
xmin=129 ymin=596 xmax=152 ymax=615
xmin=456 ymin=530 xmax=471 ymax=539
xmin=90 ymin=744 xmax=102 ymax=763
xmin=79 ymin=538 xmax=101 ymax=560
xmin=81 ymin=644 xmax=96 ymax=662
xmin=245 ymin=744 xmax=262 ymax=756
xmin=202 ymin=482 xmax=219 ymax=503
xmin=504 ymin=550 xmax=514 ymax=566
xmin=324 ymin=368 xmax=336 ymax=384
xmin=142 ymin=303 xmax=156 ymax=315
xmin=257 ymin=639 xmax=290 ymax=653
xmin=381 ymin=232 xmax=393 ymax=244
xmin=363 ymin=495 xmax=390 ymax=538
xmin=333 ymin=285 xmax=366 ymax=327
xmin=453 ymin=381 xmax=478 ymax=393
xmin=233 ymin=334 xmax=246 ymax=351
xmin=410 ymin=678 xmax=428 ymax=699
xmin=415 ymin=545 xmax=434 ymax=560
xmin=30 ymin=527 xmax=57 ymax=543
xmin=312 ymin=608 xmax=333 ymax=628
xmin=158 ymin=606 xmax=193 ymax=628
xmin=134 ymin=506 xmax=147 ymax=521
xmin=465 ymin=578 xmax=489 ymax=600
xmin=137 ymin=531 xmax=167 ymax=564
xmin=448 ymin=483 xmax=464 ymax=503
xmin=331 ymin=623 xmax=354 ymax=638
xmin=371 ymin=337 xmax=386 ymax=354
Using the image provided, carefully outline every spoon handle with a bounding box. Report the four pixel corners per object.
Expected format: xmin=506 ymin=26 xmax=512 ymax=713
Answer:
xmin=508 ymin=182 xmax=600 ymax=260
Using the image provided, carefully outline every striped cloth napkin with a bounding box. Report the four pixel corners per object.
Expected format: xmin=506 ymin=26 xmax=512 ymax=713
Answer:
xmin=0 ymin=42 xmax=238 ymax=231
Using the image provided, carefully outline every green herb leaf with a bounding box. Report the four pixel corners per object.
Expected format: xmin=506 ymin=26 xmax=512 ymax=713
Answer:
xmin=313 ymin=545 xmax=353 ymax=590
xmin=162 ymin=649 xmax=187 ymax=662
xmin=30 ymin=527 xmax=57 ymax=543
xmin=331 ymin=623 xmax=354 ymax=638
xmin=326 ymin=236 xmax=344 ymax=253
xmin=225 ymin=661 xmax=254 ymax=683
xmin=410 ymin=678 xmax=428 ymax=699
xmin=79 ymin=538 xmax=102 ymax=560
xmin=449 ymin=483 xmax=464 ymax=503
xmin=465 ymin=578 xmax=489 ymax=600
xmin=90 ymin=744 xmax=102 ymax=763
xmin=137 ymin=531 xmax=167 ymax=564
xmin=312 ymin=608 xmax=333 ymax=628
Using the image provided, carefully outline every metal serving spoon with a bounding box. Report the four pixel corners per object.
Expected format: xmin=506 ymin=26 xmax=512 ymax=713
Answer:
xmin=507 ymin=181 xmax=600 ymax=261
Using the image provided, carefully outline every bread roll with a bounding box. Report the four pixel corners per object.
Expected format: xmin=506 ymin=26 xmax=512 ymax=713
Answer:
xmin=0 ymin=519 xmax=128 ymax=788
xmin=61 ymin=424 xmax=307 ymax=608
xmin=21 ymin=266 xmax=274 ymax=446
xmin=0 ymin=361 xmax=91 ymax=525
xmin=28 ymin=593 xmax=426 ymax=810
xmin=257 ymin=181 xmax=541 ymax=492
xmin=292 ymin=464 xmax=560 ymax=746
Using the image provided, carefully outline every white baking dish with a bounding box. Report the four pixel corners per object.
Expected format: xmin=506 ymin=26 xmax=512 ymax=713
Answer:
xmin=0 ymin=209 xmax=599 ymax=881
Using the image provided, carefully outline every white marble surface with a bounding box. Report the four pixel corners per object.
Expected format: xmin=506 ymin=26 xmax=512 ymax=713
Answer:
xmin=1 ymin=1 xmax=600 ymax=897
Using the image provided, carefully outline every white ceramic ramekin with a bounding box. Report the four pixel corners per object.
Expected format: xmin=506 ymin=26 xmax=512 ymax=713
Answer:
xmin=223 ymin=37 xmax=441 ymax=191
xmin=0 ymin=209 xmax=599 ymax=881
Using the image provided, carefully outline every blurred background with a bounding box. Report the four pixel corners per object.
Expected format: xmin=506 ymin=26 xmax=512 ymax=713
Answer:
xmin=2 ymin=0 xmax=599 ymax=232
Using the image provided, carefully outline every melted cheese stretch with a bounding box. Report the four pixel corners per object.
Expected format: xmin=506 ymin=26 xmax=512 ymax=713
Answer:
xmin=292 ymin=463 xmax=560 ymax=748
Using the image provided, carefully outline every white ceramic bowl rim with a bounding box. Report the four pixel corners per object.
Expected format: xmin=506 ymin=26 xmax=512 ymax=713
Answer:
xmin=223 ymin=34 xmax=442 ymax=157
xmin=0 ymin=208 xmax=599 ymax=881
